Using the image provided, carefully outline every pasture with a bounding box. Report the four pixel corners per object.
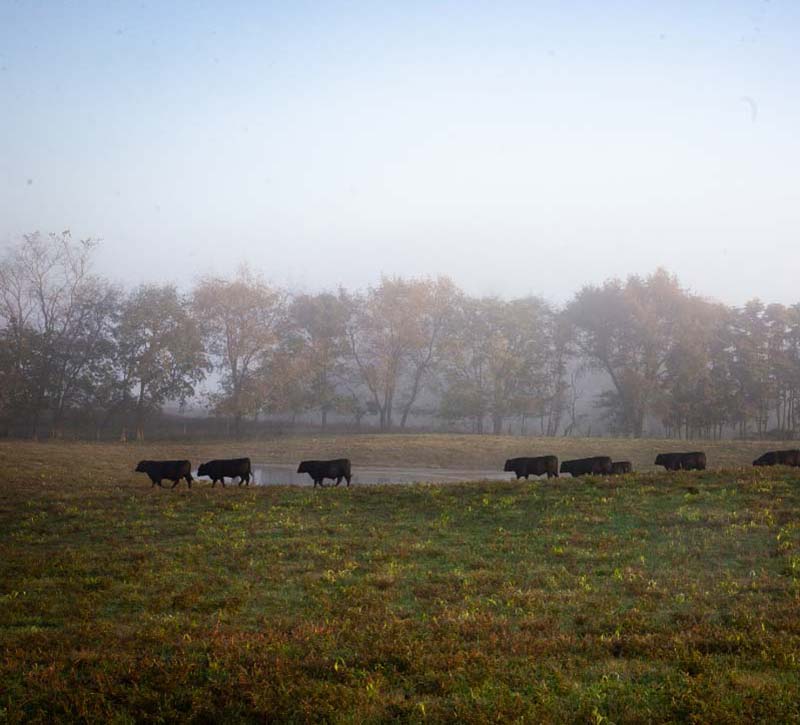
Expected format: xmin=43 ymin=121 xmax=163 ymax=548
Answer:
xmin=2 ymin=436 xmax=800 ymax=722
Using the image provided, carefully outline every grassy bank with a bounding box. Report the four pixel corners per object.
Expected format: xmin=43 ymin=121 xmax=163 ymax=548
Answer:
xmin=1 ymin=439 xmax=800 ymax=721
xmin=0 ymin=433 xmax=794 ymax=477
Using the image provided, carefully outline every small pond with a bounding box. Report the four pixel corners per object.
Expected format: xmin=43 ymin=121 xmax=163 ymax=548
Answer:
xmin=193 ymin=463 xmax=520 ymax=487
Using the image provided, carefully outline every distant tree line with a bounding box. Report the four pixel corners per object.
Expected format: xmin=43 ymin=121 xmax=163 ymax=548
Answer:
xmin=2 ymin=231 xmax=799 ymax=440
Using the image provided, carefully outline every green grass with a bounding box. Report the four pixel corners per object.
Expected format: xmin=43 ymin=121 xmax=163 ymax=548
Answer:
xmin=2 ymin=437 xmax=800 ymax=722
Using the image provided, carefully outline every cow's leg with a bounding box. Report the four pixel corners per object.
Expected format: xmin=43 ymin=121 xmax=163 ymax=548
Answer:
xmin=221 ymin=477 xmax=226 ymax=488
xmin=244 ymin=473 xmax=250 ymax=486
xmin=334 ymin=476 xmax=342 ymax=487
xmin=171 ymin=478 xmax=180 ymax=489
xmin=345 ymin=475 xmax=351 ymax=486
xmin=186 ymin=473 xmax=193 ymax=489
xmin=212 ymin=479 xmax=216 ymax=488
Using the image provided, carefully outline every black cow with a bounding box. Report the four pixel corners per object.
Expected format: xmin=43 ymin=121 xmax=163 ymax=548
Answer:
xmin=135 ymin=460 xmax=193 ymax=488
xmin=654 ymin=451 xmax=707 ymax=471
xmin=611 ymin=461 xmax=633 ymax=475
xmin=753 ymin=449 xmax=800 ymax=467
xmin=297 ymin=459 xmax=352 ymax=487
xmin=197 ymin=457 xmax=252 ymax=487
xmin=504 ymin=456 xmax=559 ymax=479
xmin=559 ymin=456 xmax=613 ymax=477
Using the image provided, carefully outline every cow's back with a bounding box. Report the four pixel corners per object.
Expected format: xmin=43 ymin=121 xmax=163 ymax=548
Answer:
xmin=778 ymin=449 xmax=800 ymax=466
xmin=226 ymin=457 xmax=251 ymax=475
xmin=148 ymin=459 xmax=191 ymax=478
xmin=329 ymin=458 xmax=351 ymax=477
xmin=683 ymin=452 xmax=706 ymax=470
xmin=531 ymin=455 xmax=558 ymax=476
xmin=298 ymin=458 xmax=350 ymax=480
xmin=506 ymin=456 xmax=553 ymax=477
xmin=655 ymin=453 xmax=684 ymax=471
xmin=561 ymin=456 xmax=611 ymax=477
xmin=592 ymin=456 xmax=613 ymax=474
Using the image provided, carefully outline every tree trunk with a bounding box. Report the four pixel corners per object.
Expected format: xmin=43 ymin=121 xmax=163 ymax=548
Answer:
xmin=492 ymin=413 xmax=503 ymax=436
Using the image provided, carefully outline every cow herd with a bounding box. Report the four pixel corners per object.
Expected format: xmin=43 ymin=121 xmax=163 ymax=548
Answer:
xmin=134 ymin=457 xmax=351 ymax=489
xmin=503 ymin=452 xmax=701 ymax=479
xmin=134 ymin=447 xmax=800 ymax=489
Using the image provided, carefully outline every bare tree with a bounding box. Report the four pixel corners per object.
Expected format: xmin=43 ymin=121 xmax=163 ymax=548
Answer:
xmin=0 ymin=231 xmax=109 ymax=437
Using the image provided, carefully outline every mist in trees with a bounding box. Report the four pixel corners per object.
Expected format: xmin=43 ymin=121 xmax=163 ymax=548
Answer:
xmin=346 ymin=277 xmax=458 ymax=431
xmin=2 ymin=232 xmax=800 ymax=441
xmin=192 ymin=268 xmax=286 ymax=437
xmin=116 ymin=284 xmax=208 ymax=440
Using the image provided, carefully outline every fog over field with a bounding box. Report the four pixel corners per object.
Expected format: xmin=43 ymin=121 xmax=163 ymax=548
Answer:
xmin=5 ymin=7 xmax=800 ymax=722
xmin=2 ymin=3 xmax=800 ymax=441
xmin=2 ymin=2 xmax=799 ymax=304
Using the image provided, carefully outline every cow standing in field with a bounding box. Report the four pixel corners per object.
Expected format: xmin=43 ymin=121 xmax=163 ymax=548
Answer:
xmin=654 ymin=452 xmax=707 ymax=471
xmin=504 ymin=456 xmax=559 ymax=479
xmin=753 ymin=449 xmax=800 ymax=467
xmin=559 ymin=456 xmax=613 ymax=477
xmin=297 ymin=459 xmax=352 ymax=487
xmin=611 ymin=461 xmax=633 ymax=475
xmin=197 ymin=458 xmax=252 ymax=487
xmin=135 ymin=460 xmax=193 ymax=488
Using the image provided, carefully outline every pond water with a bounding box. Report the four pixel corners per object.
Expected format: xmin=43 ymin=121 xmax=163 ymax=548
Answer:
xmin=193 ymin=463 xmax=519 ymax=487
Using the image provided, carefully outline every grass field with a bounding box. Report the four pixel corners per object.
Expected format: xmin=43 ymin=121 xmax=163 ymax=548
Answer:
xmin=0 ymin=432 xmax=792 ymax=473
xmin=2 ymin=436 xmax=800 ymax=722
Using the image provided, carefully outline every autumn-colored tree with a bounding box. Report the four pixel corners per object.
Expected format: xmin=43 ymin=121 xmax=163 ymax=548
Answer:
xmin=346 ymin=277 xmax=458 ymax=431
xmin=116 ymin=284 xmax=208 ymax=440
xmin=440 ymin=296 xmax=553 ymax=434
xmin=566 ymin=269 xmax=689 ymax=437
xmin=2 ymin=236 xmax=800 ymax=441
xmin=658 ymin=298 xmax=726 ymax=439
xmin=193 ymin=269 xmax=286 ymax=436
xmin=289 ymin=291 xmax=351 ymax=428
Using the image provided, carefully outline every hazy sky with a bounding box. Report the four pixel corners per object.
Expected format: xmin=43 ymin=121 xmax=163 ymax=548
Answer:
xmin=1 ymin=1 xmax=798 ymax=305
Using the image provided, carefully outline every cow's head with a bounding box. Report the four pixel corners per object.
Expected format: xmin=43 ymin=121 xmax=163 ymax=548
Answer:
xmin=297 ymin=461 xmax=310 ymax=474
xmin=752 ymin=454 xmax=769 ymax=467
xmin=654 ymin=454 xmax=667 ymax=467
xmin=503 ymin=459 xmax=514 ymax=472
xmin=197 ymin=462 xmax=209 ymax=477
xmin=135 ymin=460 xmax=149 ymax=473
